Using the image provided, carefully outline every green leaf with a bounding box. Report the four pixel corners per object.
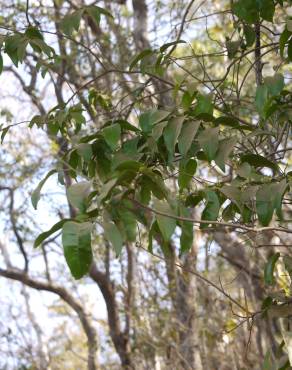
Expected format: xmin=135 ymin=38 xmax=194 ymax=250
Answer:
xmin=62 ymin=221 xmax=93 ymax=279
xmin=77 ymin=143 xmax=92 ymax=162
xmin=118 ymin=202 xmax=137 ymax=242
xmin=279 ymin=29 xmax=291 ymax=58
xmin=288 ymin=38 xmax=292 ymax=61
xmin=102 ymin=123 xmax=121 ymax=150
xmin=232 ymin=0 xmax=259 ymax=24
xmin=181 ymin=91 xmax=194 ymax=110
xmin=163 ymin=116 xmax=184 ymax=160
xmin=60 ymin=9 xmax=84 ymax=36
xmin=152 ymin=121 xmax=168 ymax=140
xmin=226 ymin=40 xmax=240 ymax=59
xmin=255 ymin=84 xmax=268 ymax=116
xmin=154 ymin=200 xmax=176 ymax=241
xmin=159 ymin=40 xmax=186 ymax=53
xmin=25 ymin=26 xmax=44 ymax=40
xmin=34 ymin=219 xmax=72 ymax=248
xmin=220 ymin=185 xmax=243 ymax=212
xmin=264 ymin=73 xmax=284 ymax=96
xmin=178 ymin=159 xmax=197 ymax=190
xmin=194 ymin=94 xmax=213 ymax=116
xmin=201 ymin=190 xmax=220 ymax=229
xmin=115 ymin=160 xmax=142 ymax=173
xmin=29 ymin=39 xmax=54 ymax=57
xmin=67 ymin=181 xmax=91 ymax=213
xmin=179 ymin=205 xmax=193 ymax=253
xmin=1 ymin=126 xmax=9 ymax=143
xmin=140 ymin=170 xmax=168 ymax=200
xmin=117 ymin=119 xmax=140 ymax=133
xmin=256 ymin=184 xmax=274 ymax=226
xmin=86 ymin=6 xmax=101 ymax=26
xmin=214 ymin=116 xmax=253 ymax=131
xmin=129 ymin=49 xmax=153 ymax=70
xmin=97 ymin=178 xmax=117 ymax=203
xmin=92 ymin=6 xmax=113 ymax=19
xmin=103 ymin=220 xmax=124 ymax=256
xmin=198 ymin=127 xmax=219 ymax=161
xmin=139 ymin=109 xmax=170 ymax=133
xmin=258 ymin=0 xmax=275 ymax=22
xmin=214 ymin=137 xmax=237 ymax=172
xmin=178 ymin=120 xmax=200 ymax=156
xmin=31 ymin=169 xmax=57 ymax=210
xmin=241 ymin=153 xmax=279 ymax=173
xmin=244 ymin=25 xmax=256 ymax=47
xmin=237 ymin=162 xmax=251 ymax=178
xmin=264 ymin=252 xmax=280 ymax=285
xmin=272 ymin=179 xmax=287 ymax=219
xmin=4 ymin=34 xmax=26 ymax=66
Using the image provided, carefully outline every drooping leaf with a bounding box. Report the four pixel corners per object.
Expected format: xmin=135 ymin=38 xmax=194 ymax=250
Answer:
xmin=62 ymin=221 xmax=93 ymax=279
xmin=193 ymin=94 xmax=213 ymax=116
xmin=102 ymin=123 xmax=121 ymax=150
xmin=4 ymin=33 xmax=26 ymax=66
xmin=255 ymin=84 xmax=268 ymax=116
xmin=139 ymin=109 xmax=170 ymax=133
xmin=129 ymin=49 xmax=153 ymax=70
xmin=34 ymin=219 xmax=72 ymax=248
xmin=201 ymin=190 xmax=220 ymax=229
xmin=244 ymin=25 xmax=256 ymax=47
xmin=77 ymin=143 xmax=92 ymax=162
xmin=288 ymin=38 xmax=292 ymax=61
xmin=226 ymin=40 xmax=240 ymax=59
xmin=241 ymin=153 xmax=279 ymax=173
xmin=280 ymin=28 xmax=291 ymax=58
xmin=85 ymin=5 xmax=112 ymax=27
xmin=160 ymin=40 xmax=186 ymax=53
xmin=272 ymin=179 xmax=287 ymax=219
xmin=214 ymin=137 xmax=237 ymax=172
xmin=181 ymin=91 xmax=195 ymax=110
xmin=237 ymin=162 xmax=252 ymax=178
xmin=60 ymin=9 xmax=84 ymax=36
xmin=141 ymin=169 xmax=168 ymax=200
xmin=258 ymin=0 xmax=275 ymax=22
xmin=179 ymin=205 xmax=193 ymax=253
xmin=31 ymin=169 xmax=57 ymax=210
xmin=67 ymin=181 xmax=91 ymax=213
xmin=103 ymin=219 xmax=124 ymax=256
xmin=178 ymin=120 xmax=200 ymax=156
xmin=232 ymin=0 xmax=259 ymax=24
xmin=178 ymin=159 xmax=197 ymax=190
xmin=256 ymin=184 xmax=274 ymax=226
xmin=25 ymin=26 xmax=44 ymax=40
xmin=264 ymin=252 xmax=280 ymax=285
xmin=152 ymin=121 xmax=168 ymax=141
xmin=214 ymin=116 xmax=253 ymax=131
xmin=118 ymin=202 xmax=137 ymax=242
xmin=163 ymin=116 xmax=184 ymax=160
xmin=154 ymin=200 xmax=176 ymax=241
xmin=264 ymin=73 xmax=284 ymax=96
xmin=198 ymin=127 xmax=219 ymax=161
xmin=97 ymin=178 xmax=117 ymax=204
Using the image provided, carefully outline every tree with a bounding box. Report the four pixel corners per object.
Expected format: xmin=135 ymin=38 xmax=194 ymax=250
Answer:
xmin=0 ymin=0 xmax=292 ymax=369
